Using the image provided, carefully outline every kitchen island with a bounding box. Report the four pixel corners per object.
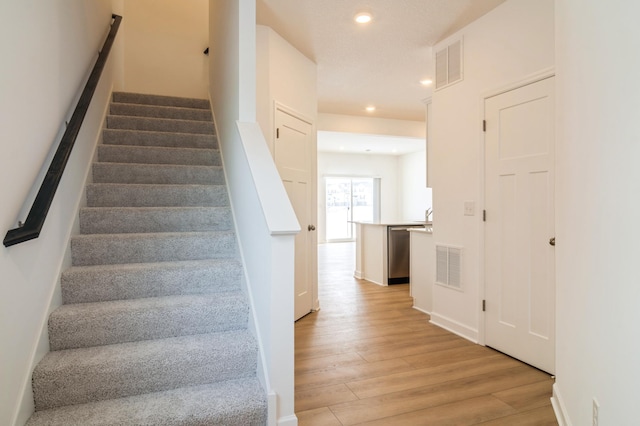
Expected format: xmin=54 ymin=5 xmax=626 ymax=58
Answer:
xmin=354 ymin=221 xmax=428 ymax=286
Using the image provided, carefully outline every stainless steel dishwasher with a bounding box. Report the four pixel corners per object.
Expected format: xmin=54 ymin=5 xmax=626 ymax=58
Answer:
xmin=387 ymin=225 xmax=424 ymax=284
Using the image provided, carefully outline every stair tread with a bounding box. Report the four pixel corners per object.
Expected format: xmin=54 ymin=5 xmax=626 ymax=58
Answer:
xmin=85 ymin=183 xmax=229 ymax=208
xmin=112 ymin=92 xmax=211 ymax=110
xmin=92 ymin=162 xmax=224 ymax=185
xmin=63 ymin=258 xmax=242 ymax=274
xmin=33 ymin=331 xmax=258 ymax=410
xmin=49 ymin=292 xmax=249 ymax=350
xmin=107 ymin=115 xmax=215 ymax=135
xmin=110 ymin=103 xmax=213 ymax=122
xmin=26 ymin=378 xmax=266 ymax=426
xmin=107 ymin=114 xmax=215 ymax=125
xmin=94 ymin=161 xmax=221 ymax=169
xmin=70 ymin=231 xmax=237 ymax=266
xmin=102 ymin=128 xmax=217 ymax=149
xmin=72 ymin=230 xmax=234 ymax=239
xmin=87 ymin=182 xmax=224 ymax=188
xmin=98 ymin=143 xmax=217 ymax=153
xmin=61 ymin=258 xmax=243 ymax=303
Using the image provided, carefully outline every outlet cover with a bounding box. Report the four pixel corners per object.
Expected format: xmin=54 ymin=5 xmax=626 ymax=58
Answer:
xmin=464 ymin=201 xmax=475 ymax=216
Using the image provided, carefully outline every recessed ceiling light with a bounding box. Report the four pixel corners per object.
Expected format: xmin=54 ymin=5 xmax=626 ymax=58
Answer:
xmin=365 ymin=106 xmax=376 ymax=112
xmin=420 ymin=79 xmax=433 ymax=86
xmin=354 ymin=12 xmax=372 ymax=24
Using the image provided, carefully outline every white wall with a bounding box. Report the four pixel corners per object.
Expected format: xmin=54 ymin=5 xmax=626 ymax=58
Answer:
xmin=0 ymin=2 xmax=121 ymax=424
xmin=256 ymin=25 xmax=318 ymax=154
xmin=554 ymin=1 xmax=640 ymax=424
xmin=122 ymin=0 xmax=209 ymax=99
xmin=429 ymin=0 xmax=554 ymax=340
xmin=319 ymin=113 xmax=426 ymax=139
xmin=256 ymin=25 xmax=319 ymax=313
xmin=399 ymin=151 xmax=432 ymax=222
xmin=209 ymin=2 xmax=297 ymax=425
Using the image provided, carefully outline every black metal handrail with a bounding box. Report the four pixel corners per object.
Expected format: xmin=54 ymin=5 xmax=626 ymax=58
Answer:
xmin=3 ymin=14 xmax=122 ymax=247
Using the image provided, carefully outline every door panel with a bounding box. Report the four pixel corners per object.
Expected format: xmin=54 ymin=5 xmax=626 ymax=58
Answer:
xmin=484 ymin=76 xmax=555 ymax=374
xmin=275 ymin=109 xmax=314 ymax=321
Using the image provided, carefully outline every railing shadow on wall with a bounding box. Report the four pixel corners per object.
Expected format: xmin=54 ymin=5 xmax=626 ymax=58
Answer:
xmin=3 ymin=14 xmax=122 ymax=248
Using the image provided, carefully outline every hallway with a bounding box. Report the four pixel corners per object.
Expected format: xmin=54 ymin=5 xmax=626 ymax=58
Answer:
xmin=294 ymin=242 xmax=557 ymax=425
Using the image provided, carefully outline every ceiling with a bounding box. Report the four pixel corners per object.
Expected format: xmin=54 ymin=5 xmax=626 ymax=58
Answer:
xmin=256 ymin=0 xmax=507 ymax=122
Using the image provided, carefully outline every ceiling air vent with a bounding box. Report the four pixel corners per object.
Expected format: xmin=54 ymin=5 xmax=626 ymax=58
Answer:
xmin=436 ymin=245 xmax=462 ymax=290
xmin=435 ymin=37 xmax=463 ymax=90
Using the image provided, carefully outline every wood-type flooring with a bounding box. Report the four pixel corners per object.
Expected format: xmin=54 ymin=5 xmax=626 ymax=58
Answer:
xmin=295 ymin=242 xmax=557 ymax=425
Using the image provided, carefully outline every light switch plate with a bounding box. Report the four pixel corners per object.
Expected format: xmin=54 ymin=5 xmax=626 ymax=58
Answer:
xmin=464 ymin=201 xmax=475 ymax=216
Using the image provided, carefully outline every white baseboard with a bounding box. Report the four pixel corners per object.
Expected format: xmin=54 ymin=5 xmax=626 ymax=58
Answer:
xmin=429 ymin=312 xmax=479 ymax=343
xmin=278 ymin=414 xmax=298 ymax=426
xmin=353 ymin=270 xmax=363 ymax=279
xmin=551 ymin=383 xmax=571 ymax=426
xmin=412 ymin=305 xmax=431 ymax=315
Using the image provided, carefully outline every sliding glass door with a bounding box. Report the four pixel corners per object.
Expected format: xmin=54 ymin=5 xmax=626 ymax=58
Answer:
xmin=325 ymin=177 xmax=378 ymax=241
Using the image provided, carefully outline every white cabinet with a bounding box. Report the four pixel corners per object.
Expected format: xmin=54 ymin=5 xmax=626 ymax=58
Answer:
xmin=410 ymin=229 xmax=435 ymax=313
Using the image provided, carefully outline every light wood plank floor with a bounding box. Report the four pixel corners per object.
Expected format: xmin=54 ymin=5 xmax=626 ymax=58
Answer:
xmin=295 ymin=242 xmax=557 ymax=426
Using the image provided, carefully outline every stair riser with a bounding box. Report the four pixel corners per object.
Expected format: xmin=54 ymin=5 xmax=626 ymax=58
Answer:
xmin=97 ymin=145 xmax=221 ymax=166
xmin=103 ymin=129 xmax=217 ymax=149
xmin=92 ymin=163 xmax=224 ymax=185
xmin=33 ymin=333 xmax=258 ymax=410
xmin=86 ymin=184 xmax=229 ymax=207
xmin=26 ymin=378 xmax=267 ymax=426
xmin=61 ymin=260 xmax=243 ymax=304
xmin=79 ymin=207 xmax=232 ymax=234
xmin=49 ymin=294 xmax=249 ymax=350
xmin=107 ymin=116 xmax=215 ymax=135
xmin=71 ymin=233 xmax=236 ymax=266
xmin=112 ymin=92 xmax=210 ymax=110
xmin=110 ymin=103 xmax=213 ymax=122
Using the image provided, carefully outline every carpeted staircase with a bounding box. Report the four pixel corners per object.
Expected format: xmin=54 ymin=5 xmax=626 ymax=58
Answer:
xmin=26 ymin=92 xmax=267 ymax=425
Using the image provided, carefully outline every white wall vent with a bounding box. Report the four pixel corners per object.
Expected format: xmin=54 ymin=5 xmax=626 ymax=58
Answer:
xmin=435 ymin=37 xmax=463 ymax=90
xmin=436 ymin=245 xmax=462 ymax=289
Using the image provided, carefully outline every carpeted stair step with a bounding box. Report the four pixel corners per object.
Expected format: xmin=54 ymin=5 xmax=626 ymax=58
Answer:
xmin=103 ymin=128 xmax=217 ymax=149
xmin=32 ymin=330 xmax=258 ymax=411
xmin=110 ymin=102 xmax=213 ymax=122
xmin=112 ymin=92 xmax=211 ymax=110
xmin=102 ymin=128 xmax=217 ymax=149
xmin=107 ymin=115 xmax=215 ymax=135
xmin=79 ymin=206 xmax=232 ymax=234
xmin=71 ymin=231 xmax=236 ymax=266
xmin=25 ymin=377 xmax=267 ymax=426
xmin=97 ymin=144 xmax=220 ymax=166
xmin=86 ymin=183 xmax=228 ymax=207
xmin=48 ymin=292 xmax=249 ymax=350
xmin=61 ymin=259 xmax=243 ymax=304
xmin=92 ymin=162 xmax=224 ymax=185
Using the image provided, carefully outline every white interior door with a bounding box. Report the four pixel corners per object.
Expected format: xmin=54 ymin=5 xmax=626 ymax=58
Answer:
xmin=484 ymin=76 xmax=555 ymax=374
xmin=275 ymin=108 xmax=314 ymax=321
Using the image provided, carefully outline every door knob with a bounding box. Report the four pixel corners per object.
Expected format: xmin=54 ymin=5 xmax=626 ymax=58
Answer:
xmin=549 ymin=237 xmax=555 ymax=246
xmin=308 ymin=225 xmax=316 ymax=231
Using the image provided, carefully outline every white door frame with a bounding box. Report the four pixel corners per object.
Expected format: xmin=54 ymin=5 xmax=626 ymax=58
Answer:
xmin=274 ymin=101 xmax=319 ymax=314
xmin=477 ymin=67 xmax=555 ymax=346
